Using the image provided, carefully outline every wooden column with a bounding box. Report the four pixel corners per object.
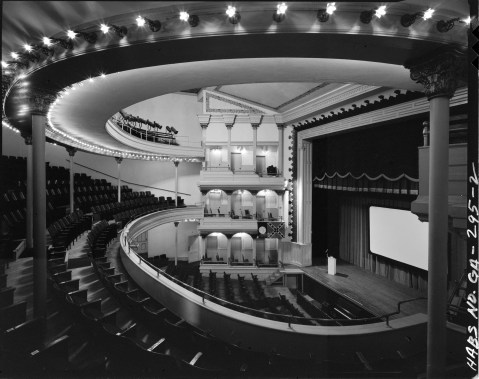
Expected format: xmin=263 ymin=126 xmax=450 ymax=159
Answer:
xmin=174 ymin=161 xmax=179 ymax=207
xmin=174 ymin=221 xmax=179 ymax=266
xmin=407 ymin=48 xmax=465 ymax=379
xmin=24 ymin=135 xmax=33 ymax=250
xmin=277 ymin=124 xmax=286 ymax=175
xmin=66 ymin=147 xmax=77 ymax=213
xmin=115 ymin=157 xmax=123 ymax=202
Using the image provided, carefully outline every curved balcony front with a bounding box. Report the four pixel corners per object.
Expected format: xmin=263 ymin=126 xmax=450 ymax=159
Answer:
xmin=106 ymin=118 xmax=204 ymax=159
xmin=119 ymin=207 xmax=429 ymax=360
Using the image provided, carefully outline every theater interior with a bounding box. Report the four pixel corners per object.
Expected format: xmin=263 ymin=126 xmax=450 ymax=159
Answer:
xmin=1 ymin=1 xmax=477 ymax=377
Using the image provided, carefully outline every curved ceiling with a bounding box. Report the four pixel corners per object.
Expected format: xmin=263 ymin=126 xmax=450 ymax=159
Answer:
xmin=2 ymin=1 xmax=470 ymax=158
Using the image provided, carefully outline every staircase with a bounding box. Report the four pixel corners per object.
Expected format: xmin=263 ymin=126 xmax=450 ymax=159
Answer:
xmin=265 ymin=270 xmax=283 ymax=286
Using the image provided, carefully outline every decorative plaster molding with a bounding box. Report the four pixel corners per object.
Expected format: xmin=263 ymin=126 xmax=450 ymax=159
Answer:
xmin=204 ymin=91 xmax=277 ymax=115
xmin=282 ymin=84 xmax=380 ymax=124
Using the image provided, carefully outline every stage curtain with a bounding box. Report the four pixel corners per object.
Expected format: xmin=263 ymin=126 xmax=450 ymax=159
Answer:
xmin=338 ymin=194 xmax=428 ymax=292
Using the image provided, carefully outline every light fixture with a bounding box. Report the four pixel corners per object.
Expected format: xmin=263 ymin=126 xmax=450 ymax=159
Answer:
xmin=10 ymin=52 xmax=19 ymax=60
xmin=401 ymin=8 xmax=435 ymax=27
xmin=100 ymin=23 xmax=110 ymax=34
xmin=1 ymin=61 xmax=9 ymax=68
xmin=109 ymin=24 xmax=128 ymax=38
xmin=360 ymin=5 xmax=387 ymax=24
xmin=66 ymin=29 xmax=97 ymax=43
xmin=179 ymin=11 xmax=200 ymax=27
xmin=436 ymin=16 xmax=471 ymax=32
xmin=317 ymin=2 xmax=336 ymax=22
xmin=226 ymin=6 xmax=241 ymax=24
xmin=136 ymin=15 xmax=161 ymax=31
xmin=273 ymin=3 xmax=287 ymax=22
xmin=42 ymin=36 xmax=73 ymax=50
xmin=23 ymin=44 xmax=33 ymax=52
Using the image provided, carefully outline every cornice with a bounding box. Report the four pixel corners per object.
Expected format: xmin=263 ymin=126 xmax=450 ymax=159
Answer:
xmin=296 ymin=87 xmax=467 ymax=141
xmin=282 ymin=84 xmax=381 ymax=124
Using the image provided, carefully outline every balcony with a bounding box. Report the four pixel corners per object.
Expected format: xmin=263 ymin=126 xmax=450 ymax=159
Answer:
xmin=198 ymin=170 xmax=285 ymax=192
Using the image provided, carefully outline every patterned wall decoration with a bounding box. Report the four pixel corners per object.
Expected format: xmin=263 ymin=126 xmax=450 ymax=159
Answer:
xmin=205 ymin=91 xmax=265 ymax=114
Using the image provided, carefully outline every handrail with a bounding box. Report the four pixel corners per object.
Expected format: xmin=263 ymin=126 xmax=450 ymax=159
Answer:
xmin=67 ymin=159 xmax=191 ymax=196
xmin=124 ymin=236 xmax=427 ymax=327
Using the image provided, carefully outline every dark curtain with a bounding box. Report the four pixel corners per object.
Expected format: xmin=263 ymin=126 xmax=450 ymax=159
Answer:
xmin=338 ymin=194 xmax=428 ymax=292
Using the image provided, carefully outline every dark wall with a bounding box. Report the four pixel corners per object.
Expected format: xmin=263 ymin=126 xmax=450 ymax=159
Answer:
xmin=311 ymin=117 xmax=424 ymax=259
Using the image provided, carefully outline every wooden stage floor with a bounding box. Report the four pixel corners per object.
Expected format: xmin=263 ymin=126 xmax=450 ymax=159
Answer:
xmin=300 ymin=260 xmax=428 ymax=319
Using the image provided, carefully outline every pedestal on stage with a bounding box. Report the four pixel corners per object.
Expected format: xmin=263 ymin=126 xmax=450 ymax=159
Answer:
xmin=328 ymin=256 xmax=337 ymax=275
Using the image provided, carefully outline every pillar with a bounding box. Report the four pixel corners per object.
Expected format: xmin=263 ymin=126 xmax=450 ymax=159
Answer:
xmin=67 ymin=147 xmax=77 ymax=213
xmin=174 ymin=161 xmax=179 ymax=207
xmin=277 ymin=124 xmax=286 ymax=175
xmin=115 ymin=157 xmax=122 ymax=202
xmin=223 ymin=114 xmax=236 ymax=170
xmin=24 ymin=135 xmax=33 ymax=250
xmin=200 ymin=124 xmax=208 ymax=169
xmin=226 ymin=235 xmax=232 ymax=265
xmin=226 ymin=125 xmax=232 ymax=169
xmin=199 ymin=235 xmax=206 ymax=260
xmin=252 ymin=191 xmax=257 ymax=219
xmin=174 ymin=221 xmax=179 ymax=266
xmin=407 ymin=48 xmax=465 ymax=379
xmin=252 ymin=237 xmax=257 ymax=265
xmin=32 ymin=114 xmax=47 ymax=319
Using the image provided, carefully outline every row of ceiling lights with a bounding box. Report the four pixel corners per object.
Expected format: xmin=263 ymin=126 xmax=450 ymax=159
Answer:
xmin=1 ymin=3 xmax=472 ymax=70
xmin=44 ymin=73 xmax=201 ymax=162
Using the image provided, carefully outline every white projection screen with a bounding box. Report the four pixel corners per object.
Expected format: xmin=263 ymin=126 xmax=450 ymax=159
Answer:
xmin=369 ymin=206 xmax=429 ymax=271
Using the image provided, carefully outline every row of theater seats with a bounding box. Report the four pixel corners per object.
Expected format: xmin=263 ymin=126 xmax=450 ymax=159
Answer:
xmin=48 ymin=210 xmax=92 ymax=252
xmin=83 ymin=222 xmax=240 ymax=375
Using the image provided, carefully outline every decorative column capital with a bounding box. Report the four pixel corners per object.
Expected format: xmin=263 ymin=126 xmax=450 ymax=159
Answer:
xmin=23 ymin=134 xmax=32 ymax=145
xmin=66 ymin=146 xmax=77 ymax=157
xmin=223 ymin=114 xmax=236 ymax=127
xmin=249 ymin=114 xmax=263 ymax=127
xmin=405 ymin=48 xmax=466 ymax=100
xmin=173 ymin=160 xmax=180 ymax=167
xmin=115 ymin=157 xmax=123 ymax=164
xmin=276 ymin=123 xmax=286 ymax=129
xmin=174 ymin=221 xmax=180 ymax=227
xmin=200 ymin=123 xmax=209 ymax=130
xmin=28 ymin=87 xmax=56 ymax=115
xmin=197 ymin=114 xmax=211 ymax=127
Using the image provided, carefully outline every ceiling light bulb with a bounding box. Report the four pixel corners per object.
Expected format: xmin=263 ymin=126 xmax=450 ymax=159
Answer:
xmin=423 ymin=8 xmax=434 ymax=20
xmin=463 ymin=16 xmax=472 ymax=25
xmin=375 ymin=5 xmax=387 ymax=18
xmin=179 ymin=11 xmax=189 ymax=22
xmin=226 ymin=6 xmax=236 ymax=18
xmin=326 ymin=3 xmax=336 ymax=15
xmin=136 ymin=16 xmax=146 ymax=27
xmin=23 ymin=44 xmax=33 ymax=52
xmin=1 ymin=61 xmax=9 ymax=68
xmin=277 ymin=3 xmax=287 ymax=15
xmin=43 ymin=37 xmax=52 ymax=46
xmin=101 ymin=73 xmax=106 ymax=78
xmin=100 ymin=23 xmax=110 ymax=34
xmin=67 ymin=30 xmax=77 ymax=39
xmin=10 ymin=52 xmax=19 ymax=59
xmin=89 ymin=77 xmax=94 ymax=83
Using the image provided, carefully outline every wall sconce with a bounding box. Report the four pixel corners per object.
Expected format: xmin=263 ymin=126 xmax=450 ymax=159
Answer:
xmin=436 ymin=16 xmax=471 ymax=32
xmin=401 ymin=8 xmax=434 ymax=27
xmin=273 ymin=3 xmax=287 ymax=23
xmin=66 ymin=29 xmax=98 ymax=44
xmin=100 ymin=23 xmax=128 ymax=37
xmin=43 ymin=36 xmax=74 ymax=50
xmin=226 ymin=6 xmax=241 ymax=24
xmin=360 ymin=5 xmax=387 ymax=24
xmin=180 ymin=11 xmax=200 ymax=27
xmin=136 ymin=16 xmax=162 ymax=32
xmin=317 ymin=2 xmax=336 ymax=22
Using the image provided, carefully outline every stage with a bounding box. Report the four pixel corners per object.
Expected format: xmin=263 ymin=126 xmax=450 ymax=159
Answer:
xmin=301 ymin=260 xmax=428 ymax=319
